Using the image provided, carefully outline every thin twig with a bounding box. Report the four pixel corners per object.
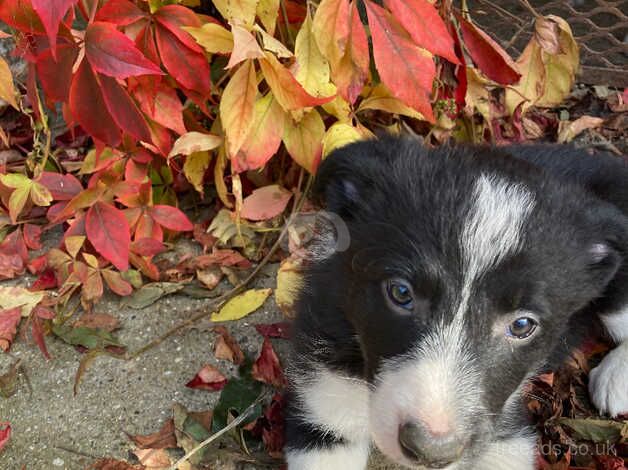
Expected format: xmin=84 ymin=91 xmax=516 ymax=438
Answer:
xmin=168 ymin=391 xmax=268 ymax=470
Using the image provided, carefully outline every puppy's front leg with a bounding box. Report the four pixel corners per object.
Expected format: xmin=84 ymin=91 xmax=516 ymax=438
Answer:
xmin=472 ymin=434 xmax=537 ymax=470
xmin=284 ymin=368 xmax=371 ymax=470
xmin=589 ymin=309 xmax=628 ymax=417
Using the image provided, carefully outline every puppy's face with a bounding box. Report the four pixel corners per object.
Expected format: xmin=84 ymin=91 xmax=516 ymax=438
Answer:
xmin=315 ymin=139 xmax=626 ymax=469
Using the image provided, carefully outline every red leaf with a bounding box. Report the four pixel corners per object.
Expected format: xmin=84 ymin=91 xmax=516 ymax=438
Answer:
xmin=102 ymin=269 xmax=133 ymax=296
xmin=0 ymin=422 xmax=11 ymax=452
xmin=457 ymin=15 xmax=521 ymax=85
xmin=153 ymin=4 xmax=203 ymax=53
xmin=255 ymin=322 xmax=290 ymax=339
xmin=32 ymin=315 xmax=51 ymax=359
xmin=364 ymin=0 xmax=435 ymax=121
xmin=148 ymin=205 xmax=193 ymax=232
xmin=0 ymin=308 xmax=22 ymax=352
xmin=130 ymin=237 xmax=165 ymax=256
xmin=86 ymin=201 xmax=130 ymax=271
xmin=0 ymin=254 xmax=23 ymax=281
xmin=134 ymin=82 xmax=186 ymax=135
xmin=155 ymin=24 xmax=211 ymax=97
xmin=94 ymin=0 xmax=147 ymax=26
xmin=0 ymin=0 xmax=44 ymax=34
xmin=38 ymin=172 xmax=83 ymax=200
xmin=185 ymin=364 xmax=227 ymax=391
xmin=193 ymin=249 xmax=251 ymax=269
xmin=69 ymin=60 xmax=121 ymax=146
xmin=23 ymin=223 xmax=42 ymax=250
xmin=384 ymin=0 xmax=458 ymax=64
xmin=252 ymin=338 xmax=286 ymax=388
xmin=261 ymin=394 xmax=285 ymax=458
xmin=27 ymin=254 xmax=48 ymax=274
xmin=35 ymin=43 xmax=78 ymax=102
xmin=85 ymin=22 xmax=163 ymax=79
xmin=98 ymin=73 xmax=152 ymax=143
xmin=31 ymin=0 xmax=77 ymax=58
xmin=31 ymin=269 xmax=57 ymax=291
xmin=241 ymin=185 xmax=292 ymax=221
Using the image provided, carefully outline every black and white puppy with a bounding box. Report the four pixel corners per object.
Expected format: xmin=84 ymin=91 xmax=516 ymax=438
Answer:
xmin=284 ymin=136 xmax=628 ymax=470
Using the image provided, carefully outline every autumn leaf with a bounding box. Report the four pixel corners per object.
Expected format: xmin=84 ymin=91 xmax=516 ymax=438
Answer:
xmin=256 ymin=0 xmax=280 ymax=35
xmin=95 ymin=0 xmax=147 ymax=26
xmin=241 ymin=185 xmax=292 ymax=221
xmin=557 ymin=116 xmax=604 ymax=143
xmin=31 ymin=0 xmax=77 ymax=59
xmin=183 ymin=151 xmax=212 ymax=194
xmin=234 ymin=93 xmax=286 ymax=173
xmin=359 ymin=84 xmax=425 ymax=120
xmin=169 ymin=132 xmax=222 ymax=157
xmin=0 ymin=308 xmax=22 ymax=352
xmin=255 ymin=322 xmax=290 ymax=339
xmin=129 ymin=419 xmax=177 ymax=449
xmin=283 ymin=108 xmax=326 ymax=173
xmin=0 ymin=56 xmax=19 ymax=110
xmin=86 ymin=201 xmax=131 ymax=271
xmin=0 ymin=422 xmax=10 ymax=452
xmin=294 ymin=12 xmax=336 ymax=99
xmin=183 ymin=23 xmax=234 ymax=54
xmin=213 ymin=0 xmax=257 ymax=28
xmin=226 ymin=24 xmax=264 ymax=69
xmin=384 ymin=0 xmax=458 ymax=64
xmin=0 ymin=173 xmax=52 ymax=223
xmin=148 ymin=205 xmax=194 ymax=231
xmin=322 ymin=122 xmax=363 ymax=158
xmin=186 ymin=364 xmax=227 ymax=391
xmin=85 ymin=22 xmax=163 ymax=79
xmin=456 ymin=14 xmax=521 ymax=86
xmin=259 ymin=52 xmax=334 ymax=112
xmin=213 ymin=325 xmax=244 ymax=364
xmin=256 ymin=25 xmax=293 ymax=58
xmin=252 ymin=337 xmax=286 ymax=388
xmin=211 ymin=288 xmax=272 ymax=322
xmin=220 ymin=60 xmax=257 ymax=157
xmin=364 ymin=0 xmax=435 ymax=121
xmin=0 ymin=285 xmax=45 ymax=317
xmin=312 ymin=0 xmax=351 ymax=70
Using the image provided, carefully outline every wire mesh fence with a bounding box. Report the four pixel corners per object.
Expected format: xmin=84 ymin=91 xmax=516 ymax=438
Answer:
xmin=467 ymin=0 xmax=628 ymax=87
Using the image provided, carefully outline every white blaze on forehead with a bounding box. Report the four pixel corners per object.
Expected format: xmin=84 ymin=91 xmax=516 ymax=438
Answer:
xmin=457 ymin=174 xmax=535 ymax=318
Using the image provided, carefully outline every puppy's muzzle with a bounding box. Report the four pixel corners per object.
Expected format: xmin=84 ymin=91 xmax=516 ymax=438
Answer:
xmin=398 ymin=421 xmax=466 ymax=468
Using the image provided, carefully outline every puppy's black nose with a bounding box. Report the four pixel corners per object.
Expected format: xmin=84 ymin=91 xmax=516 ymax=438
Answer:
xmin=398 ymin=421 xmax=464 ymax=468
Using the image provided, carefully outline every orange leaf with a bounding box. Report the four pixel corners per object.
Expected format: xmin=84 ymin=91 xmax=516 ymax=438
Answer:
xmin=220 ymin=60 xmax=257 ymax=157
xmin=241 ymin=184 xmax=292 ymax=221
xmin=259 ymin=52 xmax=334 ymax=111
xmin=233 ymin=93 xmax=286 ymax=173
xmin=364 ymin=0 xmax=435 ymax=122
xmin=312 ymin=0 xmax=351 ymax=69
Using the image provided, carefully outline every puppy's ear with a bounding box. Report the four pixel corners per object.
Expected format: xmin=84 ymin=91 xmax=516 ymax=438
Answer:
xmin=585 ymin=209 xmax=628 ymax=289
xmin=313 ymin=140 xmax=379 ymax=217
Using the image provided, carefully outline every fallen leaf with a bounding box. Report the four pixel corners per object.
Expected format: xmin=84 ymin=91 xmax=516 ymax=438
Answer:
xmin=133 ymin=448 xmax=171 ymax=468
xmin=255 ymin=322 xmax=290 ymax=339
xmin=186 ymin=364 xmax=227 ymax=391
xmin=0 ymin=308 xmax=21 ymax=352
xmin=197 ymin=266 xmax=223 ymax=290
xmin=0 ymin=287 xmax=44 ymax=316
xmin=52 ymin=324 xmax=123 ymax=350
xmin=87 ymin=458 xmax=144 ymax=470
xmin=73 ymin=313 xmax=120 ymax=332
xmin=211 ymin=288 xmax=272 ymax=322
xmin=129 ymin=419 xmax=177 ymax=449
xmin=0 ymin=422 xmax=11 ymax=452
xmin=211 ymin=375 xmax=263 ymax=432
xmin=213 ymin=325 xmax=245 ymax=364
xmin=559 ymin=418 xmax=627 ymax=443
xmin=252 ymin=337 xmax=286 ymax=388
xmin=124 ymin=282 xmax=186 ymax=309
xmin=241 ymin=185 xmax=292 ymax=221
xmin=557 ymin=116 xmax=604 ymax=143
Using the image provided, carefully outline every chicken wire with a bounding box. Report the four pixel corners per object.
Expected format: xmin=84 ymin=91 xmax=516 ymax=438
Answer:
xmin=467 ymin=0 xmax=628 ymax=87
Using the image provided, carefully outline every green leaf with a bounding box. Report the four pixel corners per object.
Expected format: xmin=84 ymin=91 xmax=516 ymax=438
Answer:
xmin=559 ymin=418 xmax=628 ymax=443
xmin=123 ymin=282 xmax=185 ymax=309
xmin=211 ymin=373 xmax=263 ymax=432
xmin=52 ymin=324 xmax=123 ymax=350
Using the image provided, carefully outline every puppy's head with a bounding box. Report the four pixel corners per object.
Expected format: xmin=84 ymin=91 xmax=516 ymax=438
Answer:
xmin=313 ymin=137 xmax=627 ymax=469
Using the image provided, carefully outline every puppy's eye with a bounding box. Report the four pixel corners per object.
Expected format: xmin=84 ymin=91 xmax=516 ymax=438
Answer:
xmin=386 ymin=280 xmax=414 ymax=309
xmin=506 ymin=317 xmax=538 ymax=339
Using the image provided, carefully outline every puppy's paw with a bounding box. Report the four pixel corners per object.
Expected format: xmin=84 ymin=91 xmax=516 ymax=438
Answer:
xmin=588 ymin=342 xmax=628 ymax=417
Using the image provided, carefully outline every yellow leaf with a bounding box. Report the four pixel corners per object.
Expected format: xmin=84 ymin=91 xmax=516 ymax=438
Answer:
xmin=322 ymin=95 xmax=352 ymax=122
xmin=275 ymin=257 xmax=302 ymax=317
xmin=30 ymin=181 xmax=53 ymax=207
xmin=256 ymin=0 xmax=280 ymax=36
xmin=182 ymin=24 xmax=234 ymax=54
xmin=212 ymin=0 xmax=258 ymax=28
xmin=322 ymin=122 xmax=363 ymax=158
xmin=211 ymin=288 xmax=272 ymax=322
xmin=65 ymin=235 xmax=86 ymax=258
xmin=236 ymin=93 xmax=286 ymax=172
xmin=0 ymin=287 xmax=44 ymax=317
xmin=184 ymin=150 xmax=213 ymax=194
xmin=359 ymin=84 xmax=425 ymax=120
xmin=82 ymin=252 xmax=100 ymax=269
xmin=557 ymin=116 xmax=604 ymax=143
xmin=465 ymin=67 xmax=491 ymax=121
xmin=226 ymin=23 xmax=264 ymax=69
xmin=214 ymin=145 xmax=233 ymax=208
xmin=0 ymin=55 xmax=18 ymax=110
xmin=255 ymin=25 xmax=293 ymax=58
xmin=283 ymin=108 xmax=325 ymax=173
xmin=7 ymin=184 xmax=30 ymax=223
xmin=220 ymin=60 xmax=257 ymax=157
xmin=294 ymin=12 xmax=336 ymax=98
xmin=168 ymin=132 xmax=222 ymax=157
